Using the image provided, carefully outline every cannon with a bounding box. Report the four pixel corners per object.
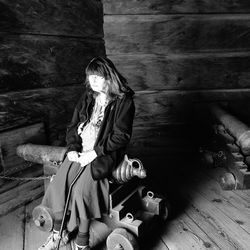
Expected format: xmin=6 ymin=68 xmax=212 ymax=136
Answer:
xmin=210 ymin=104 xmax=250 ymax=155
xmin=16 ymin=143 xmax=147 ymax=184
xmin=16 ymin=143 xmax=169 ymax=249
xmin=199 ymin=104 xmax=250 ymax=190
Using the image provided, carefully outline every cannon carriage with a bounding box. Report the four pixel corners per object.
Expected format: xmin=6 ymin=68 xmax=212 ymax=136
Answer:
xmin=199 ymin=104 xmax=250 ymax=190
xmin=17 ymin=144 xmax=169 ymax=250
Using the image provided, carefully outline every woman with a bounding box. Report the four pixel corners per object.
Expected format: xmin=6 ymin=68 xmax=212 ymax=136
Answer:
xmin=39 ymin=57 xmax=135 ymax=250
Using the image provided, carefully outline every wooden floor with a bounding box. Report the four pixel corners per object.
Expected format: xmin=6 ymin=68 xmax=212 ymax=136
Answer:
xmin=1 ymin=157 xmax=250 ymax=250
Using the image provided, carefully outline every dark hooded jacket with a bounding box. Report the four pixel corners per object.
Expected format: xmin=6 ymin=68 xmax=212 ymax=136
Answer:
xmin=65 ymin=87 xmax=135 ymax=180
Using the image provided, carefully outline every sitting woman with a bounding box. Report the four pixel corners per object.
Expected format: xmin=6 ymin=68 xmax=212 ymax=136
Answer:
xmin=39 ymin=56 xmax=135 ymax=250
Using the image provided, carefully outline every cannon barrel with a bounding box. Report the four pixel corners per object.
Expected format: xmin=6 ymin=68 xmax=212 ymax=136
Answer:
xmin=16 ymin=143 xmax=67 ymax=164
xmin=16 ymin=144 xmax=146 ymax=182
xmin=210 ymin=104 xmax=250 ymax=155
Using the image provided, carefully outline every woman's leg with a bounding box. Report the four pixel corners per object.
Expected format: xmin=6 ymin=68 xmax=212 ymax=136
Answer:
xmin=41 ymin=157 xmax=73 ymax=215
xmin=38 ymin=158 xmax=73 ymax=250
xmin=75 ymin=219 xmax=90 ymax=247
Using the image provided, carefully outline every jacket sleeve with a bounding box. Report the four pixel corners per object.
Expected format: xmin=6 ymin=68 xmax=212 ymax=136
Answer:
xmin=65 ymin=97 xmax=83 ymax=153
xmin=94 ymin=95 xmax=135 ymax=156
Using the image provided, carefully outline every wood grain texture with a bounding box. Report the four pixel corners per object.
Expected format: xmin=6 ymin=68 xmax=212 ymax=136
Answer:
xmin=185 ymin=205 xmax=241 ymax=249
xmin=0 ymin=206 xmax=25 ymax=249
xmin=0 ymin=164 xmax=43 ymax=194
xmin=104 ymin=0 xmax=250 ymax=14
xmin=0 ymin=185 xmax=44 ymax=216
xmin=2 ymin=87 xmax=250 ymax=147
xmin=0 ymin=123 xmax=46 ymax=176
xmin=162 ymin=213 xmax=219 ymax=250
xmin=104 ymin=14 xmax=250 ymax=54
xmin=184 ymin=188 xmax=250 ymax=249
xmin=109 ymin=53 xmax=250 ymax=91
xmin=0 ymin=86 xmax=83 ymax=144
xmin=0 ymin=179 xmax=43 ymax=205
xmin=192 ymin=169 xmax=250 ymax=233
xmin=0 ymin=0 xmax=103 ymax=37
xmin=0 ymin=34 xmax=105 ymax=92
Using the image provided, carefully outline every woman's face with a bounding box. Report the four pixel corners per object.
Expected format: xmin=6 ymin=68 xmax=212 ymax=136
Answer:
xmin=88 ymin=74 xmax=107 ymax=93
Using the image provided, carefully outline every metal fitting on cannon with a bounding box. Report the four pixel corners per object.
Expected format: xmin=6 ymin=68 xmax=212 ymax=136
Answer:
xmin=112 ymin=155 xmax=147 ymax=184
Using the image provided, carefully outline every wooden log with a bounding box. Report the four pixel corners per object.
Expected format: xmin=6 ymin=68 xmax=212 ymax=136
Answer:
xmin=104 ymin=14 xmax=250 ymax=54
xmin=1 ymin=87 xmax=195 ymax=144
xmin=0 ymin=0 xmax=103 ymax=37
xmin=210 ymin=104 xmax=250 ymax=155
xmin=3 ymin=87 xmax=250 ymax=150
xmin=108 ymin=53 xmax=250 ymax=91
xmin=104 ymin=0 xmax=250 ymax=14
xmin=0 ymin=86 xmax=82 ymax=144
xmin=0 ymin=34 xmax=105 ymax=92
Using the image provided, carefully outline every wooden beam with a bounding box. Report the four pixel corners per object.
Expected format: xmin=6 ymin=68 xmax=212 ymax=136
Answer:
xmin=109 ymin=53 xmax=250 ymax=91
xmin=2 ymin=87 xmax=250 ymax=146
xmin=104 ymin=0 xmax=250 ymax=14
xmin=0 ymin=34 xmax=105 ymax=92
xmin=0 ymin=86 xmax=82 ymax=140
xmin=0 ymin=0 xmax=103 ymax=37
xmin=104 ymin=14 xmax=250 ymax=54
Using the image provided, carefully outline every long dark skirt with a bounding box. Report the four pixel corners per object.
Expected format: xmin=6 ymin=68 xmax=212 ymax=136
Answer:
xmin=42 ymin=157 xmax=109 ymax=232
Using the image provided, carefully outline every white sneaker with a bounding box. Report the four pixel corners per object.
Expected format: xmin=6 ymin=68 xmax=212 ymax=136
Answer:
xmin=70 ymin=240 xmax=90 ymax=250
xmin=38 ymin=231 xmax=68 ymax=250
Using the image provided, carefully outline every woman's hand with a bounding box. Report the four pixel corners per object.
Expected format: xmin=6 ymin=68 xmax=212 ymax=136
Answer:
xmin=77 ymin=150 xmax=97 ymax=167
xmin=67 ymin=151 xmax=79 ymax=162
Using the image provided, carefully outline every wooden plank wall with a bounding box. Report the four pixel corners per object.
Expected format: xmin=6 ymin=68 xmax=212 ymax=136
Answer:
xmin=0 ymin=0 xmax=105 ymax=144
xmin=103 ymin=0 xmax=250 ymax=167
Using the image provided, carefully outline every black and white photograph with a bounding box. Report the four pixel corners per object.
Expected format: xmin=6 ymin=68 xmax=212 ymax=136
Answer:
xmin=1 ymin=1 xmax=250 ymax=249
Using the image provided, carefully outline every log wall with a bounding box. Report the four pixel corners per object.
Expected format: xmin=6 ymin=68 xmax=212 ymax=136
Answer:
xmin=2 ymin=1 xmax=250 ymax=172
xmin=103 ymin=0 xmax=250 ymax=163
xmin=0 ymin=0 xmax=105 ymax=144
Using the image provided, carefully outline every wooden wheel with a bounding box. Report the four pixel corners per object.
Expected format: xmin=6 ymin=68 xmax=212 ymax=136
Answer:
xmin=32 ymin=205 xmax=54 ymax=232
xmin=106 ymin=228 xmax=139 ymax=250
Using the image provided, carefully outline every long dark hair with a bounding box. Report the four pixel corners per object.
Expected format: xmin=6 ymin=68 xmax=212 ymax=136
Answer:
xmin=85 ymin=57 xmax=129 ymax=98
